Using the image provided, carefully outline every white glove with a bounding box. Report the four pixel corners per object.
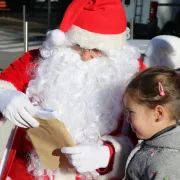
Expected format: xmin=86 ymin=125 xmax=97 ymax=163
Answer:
xmin=0 ymin=89 xmax=39 ymax=128
xmin=61 ymin=144 xmax=110 ymax=173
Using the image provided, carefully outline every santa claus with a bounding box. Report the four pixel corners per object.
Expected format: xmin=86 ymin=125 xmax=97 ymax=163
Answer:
xmin=0 ymin=0 xmax=146 ymax=179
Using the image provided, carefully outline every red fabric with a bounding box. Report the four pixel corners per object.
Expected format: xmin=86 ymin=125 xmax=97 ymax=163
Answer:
xmin=60 ymin=0 xmax=126 ymax=34
xmin=138 ymin=58 xmax=146 ymax=71
xmin=2 ymin=128 xmax=34 ymax=180
xmin=8 ymin=158 xmax=34 ymax=180
xmin=0 ymin=49 xmax=39 ymax=92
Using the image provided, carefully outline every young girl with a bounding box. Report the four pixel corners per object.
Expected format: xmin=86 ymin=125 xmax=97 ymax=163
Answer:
xmin=123 ymin=66 xmax=180 ymax=180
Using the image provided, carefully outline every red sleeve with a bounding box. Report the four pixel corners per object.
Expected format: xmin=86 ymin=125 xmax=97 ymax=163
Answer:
xmin=0 ymin=49 xmax=40 ymax=92
xmin=96 ymin=142 xmax=115 ymax=175
xmin=138 ymin=58 xmax=146 ymax=71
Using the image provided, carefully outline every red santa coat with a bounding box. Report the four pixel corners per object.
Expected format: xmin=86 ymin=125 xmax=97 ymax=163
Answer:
xmin=0 ymin=49 xmax=146 ymax=180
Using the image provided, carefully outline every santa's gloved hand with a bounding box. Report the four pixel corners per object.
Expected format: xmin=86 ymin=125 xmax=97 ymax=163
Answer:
xmin=61 ymin=144 xmax=110 ymax=173
xmin=0 ymin=89 xmax=39 ymax=128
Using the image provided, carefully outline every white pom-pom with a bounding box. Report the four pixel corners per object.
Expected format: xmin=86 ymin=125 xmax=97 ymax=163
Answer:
xmin=40 ymin=48 xmax=52 ymax=58
xmin=49 ymin=29 xmax=66 ymax=46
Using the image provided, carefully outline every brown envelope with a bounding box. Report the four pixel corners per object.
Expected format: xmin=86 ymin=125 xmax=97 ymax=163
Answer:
xmin=27 ymin=118 xmax=75 ymax=169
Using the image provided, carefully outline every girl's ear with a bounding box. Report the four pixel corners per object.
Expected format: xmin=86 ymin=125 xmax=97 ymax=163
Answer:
xmin=154 ymin=105 xmax=164 ymax=122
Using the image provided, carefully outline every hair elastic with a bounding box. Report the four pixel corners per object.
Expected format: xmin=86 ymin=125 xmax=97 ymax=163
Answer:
xmin=158 ymin=82 xmax=165 ymax=96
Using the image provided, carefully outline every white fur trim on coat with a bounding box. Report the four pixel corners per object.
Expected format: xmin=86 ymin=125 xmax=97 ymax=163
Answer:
xmin=0 ymin=80 xmax=17 ymax=90
xmin=66 ymin=25 xmax=127 ymax=51
xmin=99 ymin=135 xmax=134 ymax=179
xmin=54 ymin=168 xmax=76 ymax=180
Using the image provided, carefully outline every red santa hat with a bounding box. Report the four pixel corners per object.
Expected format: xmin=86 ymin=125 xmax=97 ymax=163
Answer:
xmin=51 ymin=0 xmax=127 ymax=50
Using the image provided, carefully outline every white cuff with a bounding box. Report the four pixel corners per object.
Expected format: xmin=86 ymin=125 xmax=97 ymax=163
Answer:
xmin=99 ymin=135 xmax=133 ymax=179
xmin=0 ymin=80 xmax=17 ymax=90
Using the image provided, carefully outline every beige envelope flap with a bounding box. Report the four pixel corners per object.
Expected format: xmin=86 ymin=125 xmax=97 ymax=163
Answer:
xmin=27 ymin=118 xmax=75 ymax=169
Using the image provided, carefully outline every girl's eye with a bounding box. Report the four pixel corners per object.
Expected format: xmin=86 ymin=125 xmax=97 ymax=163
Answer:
xmin=124 ymin=110 xmax=130 ymax=122
xmin=124 ymin=109 xmax=133 ymax=123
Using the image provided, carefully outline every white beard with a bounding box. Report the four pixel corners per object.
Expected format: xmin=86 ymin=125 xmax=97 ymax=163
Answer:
xmin=25 ymin=34 xmax=140 ymax=179
xmin=26 ymin=45 xmax=139 ymax=145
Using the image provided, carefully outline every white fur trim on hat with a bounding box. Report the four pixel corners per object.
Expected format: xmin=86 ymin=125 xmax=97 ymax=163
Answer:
xmin=48 ymin=29 xmax=67 ymax=47
xmin=99 ymin=135 xmax=133 ymax=179
xmin=144 ymin=35 xmax=180 ymax=69
xmin=0 ymin=80 xmax=17 ymax=90
xmin=66 ymin=25 xmax=127 ymax=50
xmin=40 ymin=29 xmax=68 ymax=58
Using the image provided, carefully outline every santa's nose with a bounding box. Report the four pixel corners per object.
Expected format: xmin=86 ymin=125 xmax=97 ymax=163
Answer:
xmin=71 ymin=45 xmax=104 ymax=61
